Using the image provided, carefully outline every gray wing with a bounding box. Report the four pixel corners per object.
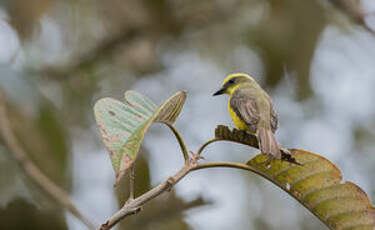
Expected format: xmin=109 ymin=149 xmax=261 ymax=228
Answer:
xmin=230 ymin=90 xmax=260 ymax=133
xmin=270 ymin=101 xmax=278 ymax=133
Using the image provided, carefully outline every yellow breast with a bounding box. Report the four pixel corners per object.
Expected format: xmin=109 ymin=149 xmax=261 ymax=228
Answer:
xmin=228 ymin=100 xmax=249 ymax=131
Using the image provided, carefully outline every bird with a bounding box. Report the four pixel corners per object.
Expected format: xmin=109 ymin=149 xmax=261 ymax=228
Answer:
xmin=213 ymin=73 xmax=281 ymax=160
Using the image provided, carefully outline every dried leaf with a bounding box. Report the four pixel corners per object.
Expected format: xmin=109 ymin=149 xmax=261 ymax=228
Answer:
xmin=94 ymin=91 xmax=186 ymax=184
xmin=247 ymin=150 xmax=375 ymax=230
xmin=215 ymin=125 xmax=299 ymax=164
xmin=215 ymin=125 xmax=258 ymax=148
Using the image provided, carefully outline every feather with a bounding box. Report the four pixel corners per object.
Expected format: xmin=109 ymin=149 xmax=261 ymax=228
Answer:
xmin=229 ymin=85 xmax=281 ymax=159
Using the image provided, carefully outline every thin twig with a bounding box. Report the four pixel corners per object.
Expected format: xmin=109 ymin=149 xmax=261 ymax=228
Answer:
xmin=197 ymin=137 xmax=260 ymax=155
xmin=196 ymin=138 xmax=221 ymax=155
xmin=0 ymin=90 xmax=96 ymax=230
xmin=128 ymin=163 xmax=135 ymax=200
xmin=164 ymin=123 xmax=189 ymax=162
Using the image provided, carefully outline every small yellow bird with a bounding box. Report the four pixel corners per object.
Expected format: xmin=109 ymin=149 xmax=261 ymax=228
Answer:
xmin=213 ymin=73 xmax=281 ymax=159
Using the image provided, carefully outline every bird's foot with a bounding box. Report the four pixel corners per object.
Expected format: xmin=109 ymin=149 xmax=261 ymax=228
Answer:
xmin=280 ymin=149 xmax=303 ymax=166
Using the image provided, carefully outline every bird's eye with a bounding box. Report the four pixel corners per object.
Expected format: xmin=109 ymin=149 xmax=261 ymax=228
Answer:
xmin=228 ymin=79 xmax=235 ymax=84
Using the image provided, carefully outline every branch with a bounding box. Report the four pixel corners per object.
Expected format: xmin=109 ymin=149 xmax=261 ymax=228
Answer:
xmin=41 ymin=26 xmax=148 ymax=80
xmin=192 ymin=162 xmax=270 ymax=181
xmin=0 ymin=90 xmax=96 ymax=230
xmin=97 ymin=163 xmax=192 ymax=230
xmin=97 ymin=143 xmax=261 ymax=230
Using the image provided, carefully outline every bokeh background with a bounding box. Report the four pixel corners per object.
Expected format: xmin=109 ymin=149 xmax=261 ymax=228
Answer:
xmin=1 ymin=0 xmax=375 ymax=229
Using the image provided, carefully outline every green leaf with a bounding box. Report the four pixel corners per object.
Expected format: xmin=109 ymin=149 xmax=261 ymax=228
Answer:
xmin=215 ymin=126 xmax=375 ymax=230
xmin=248 ymin=150 xmax=375 ymax=230
xmin=94 ymin=90 xmax=186 ymax=184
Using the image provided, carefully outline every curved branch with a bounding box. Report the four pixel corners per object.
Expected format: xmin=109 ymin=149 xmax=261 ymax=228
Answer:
xmin=197 ymin=138 xmax=258 ymax=155
xmin=0 ymin=91 xmax=96 ymax=230
xmin=97 ymin=158 xmax=274 ymax=230
xmin=192 ymin=162 xmax=273 ymax=183
xmin=193 ymin=161 xmax=254 ymax=171
xmin=164 ymin=123 xmax=189 ymax=162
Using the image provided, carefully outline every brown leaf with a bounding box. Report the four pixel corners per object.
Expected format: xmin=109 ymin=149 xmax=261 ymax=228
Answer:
xmin=215 ymin=125 xmax=299 ymax=164
xmin=247 ymin=150 xmax=375 ymax=230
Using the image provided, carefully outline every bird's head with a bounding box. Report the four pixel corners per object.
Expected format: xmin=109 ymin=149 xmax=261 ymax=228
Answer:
xmin=213 ymin=73 xmax=255 ymax=96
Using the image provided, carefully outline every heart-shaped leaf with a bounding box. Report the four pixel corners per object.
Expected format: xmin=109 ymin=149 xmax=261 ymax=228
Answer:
xmin=94 ymin=90 xmax=186 ymax=184
xmin=214 ymin=125 xmax=375 ymax=230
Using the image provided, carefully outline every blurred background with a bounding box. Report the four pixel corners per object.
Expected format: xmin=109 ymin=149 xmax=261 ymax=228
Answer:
xmin=1 ymin=0 xmax=375 ymax=229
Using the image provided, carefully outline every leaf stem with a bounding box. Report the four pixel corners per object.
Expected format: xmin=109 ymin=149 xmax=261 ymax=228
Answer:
xmin=197 ymin=138 xmax=259 ymax=155
xmin=164 ymin=123 xmax=189 ymax=162
xmin=192 ymin=161 xmax=271 ymax=180
xmin=128 ymin=164 xmax=135 ymax=200
xmin=193 ymin=161 xmax=253 ymax=171
xmin=196 ymin=138 xmax=221 ymax=155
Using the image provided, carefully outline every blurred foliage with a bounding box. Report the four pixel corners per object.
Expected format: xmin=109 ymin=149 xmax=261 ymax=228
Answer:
xmin=0 ymin=198 xmax=67 ymax=230
xmin=0 ymin=0 xmax=374 ymax=229
xmin=7 ymin=99 xmax=70 ymax=189
xmin=0 ymin=93 xmax=70 ymax=228
xmin=5 ymin=0 xmax=54 ymax=40
xmin=252 ymin=0 xmax=326 ymax=99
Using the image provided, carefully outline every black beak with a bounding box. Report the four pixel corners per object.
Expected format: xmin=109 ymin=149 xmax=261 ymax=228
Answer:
xmin=213 ymin=87 xmax=226 ymax=96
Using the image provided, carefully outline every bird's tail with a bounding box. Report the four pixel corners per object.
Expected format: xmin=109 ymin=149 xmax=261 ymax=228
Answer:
xmin=258 ymin=127 xmax=281 ymax=159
